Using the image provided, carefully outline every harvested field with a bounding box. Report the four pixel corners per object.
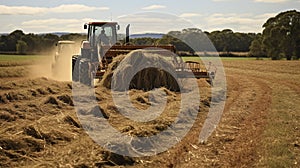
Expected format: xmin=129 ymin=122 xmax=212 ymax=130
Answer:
xmin=0 ymin=57 xmax=299 ymax=167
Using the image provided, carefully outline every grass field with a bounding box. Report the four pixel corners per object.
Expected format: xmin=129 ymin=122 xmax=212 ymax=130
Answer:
xmin=0 ymin=54 xmax=265 ymax=63
xmin=222 ymin=60 xmax=300 ymax=167
xmin=182 ymin=56 xmax=269 ymax=62
xmin=0 ymin=54 xmax=42 ymax=61
xmin=0 ymin=54 xmax=51 ymax=78
xmin=0 ymin=54 xmax=47 ymax=67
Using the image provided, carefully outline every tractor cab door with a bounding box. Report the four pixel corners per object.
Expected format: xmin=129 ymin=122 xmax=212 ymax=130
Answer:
xmin=91 ymin=25 xmax=117 ymax=61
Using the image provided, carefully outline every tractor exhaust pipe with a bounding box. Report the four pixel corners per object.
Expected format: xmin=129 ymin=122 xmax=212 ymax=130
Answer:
xmin=125 ymin=24 xmax=130 ymax=44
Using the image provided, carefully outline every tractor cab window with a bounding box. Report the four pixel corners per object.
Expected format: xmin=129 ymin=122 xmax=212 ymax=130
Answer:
xmin=95 ymin=25 xmax=114 ymax=45
xmin=88 ymin=23 xmax=117 ymax=48
xmin=103 ymin=27 xmax=112 ymax=37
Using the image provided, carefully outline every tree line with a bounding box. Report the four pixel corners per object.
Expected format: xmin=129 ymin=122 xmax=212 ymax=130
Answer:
xmin=0 ymin=10 xmax=299 ymax=60
xmin=0 ymin=30 xmax=86 ymax=54
xmin=131 ymin=10 xmax=300 ymax=60
xmin=251 ymin=10 xmax=300 ymax=60
xmin=0 ymin=28 xmax=255 ymax=55
xmin=132 ymin=28 xmax=257 ymax=56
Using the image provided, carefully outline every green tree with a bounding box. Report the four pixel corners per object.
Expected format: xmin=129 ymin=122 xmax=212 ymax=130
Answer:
xmin=159 ymin=28 xmax=214 ymax=55
xmin=262 ymin=10 xmax=300 ymax=60
xmin=3 ymin=30 xmax=25 ymax=51
xmin=130 ymin=37 xmax=157 ymax=45
xmin=208 ymin=30 xmax=256 ymax=53
xmin=249 ymin=34 xmax=266 ymax=58
xmin=16 ymin=40 xmax=28 ymax=54
xmin=0 ymin=36 xmax=8 ymax=51
xmin=21 ymin=33 xmax=38 ymax=53
xmin=158 ymin=34 xmax=194 ymax=54
xmin=42 ymin=34 xmax=60 ymax=50
xmin=60 ymin=33 xmax=86 ymax=42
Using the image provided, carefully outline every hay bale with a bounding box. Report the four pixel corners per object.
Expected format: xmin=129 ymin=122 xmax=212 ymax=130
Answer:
xmin=101 ymin=50 xmax=180 ymax=91
xmin=101 ymin=55 xmax=125 ymax=89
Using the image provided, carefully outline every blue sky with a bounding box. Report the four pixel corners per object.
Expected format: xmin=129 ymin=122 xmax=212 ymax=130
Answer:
xmin=0 ymin=0 xmax=299 ymax=34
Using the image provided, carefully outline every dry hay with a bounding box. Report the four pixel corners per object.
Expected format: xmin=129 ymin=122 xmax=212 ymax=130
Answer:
xmin=57 ymin=94 xmax=74 ymax=106
xmin=100 ymin=50 xmax=180 ymax=91
xmin=0 ymin=62 xmax=212 ymax=167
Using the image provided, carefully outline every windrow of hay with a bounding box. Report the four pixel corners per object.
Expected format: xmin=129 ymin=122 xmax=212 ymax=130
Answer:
xmin=0 ymin=66 xmax=29 ymax=78
xmin=100 ymin=50 xmax=180 ymax=91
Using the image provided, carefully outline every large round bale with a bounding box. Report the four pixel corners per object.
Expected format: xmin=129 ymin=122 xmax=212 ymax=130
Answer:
xmin=100 ymin=50 xmax=180 ymax=91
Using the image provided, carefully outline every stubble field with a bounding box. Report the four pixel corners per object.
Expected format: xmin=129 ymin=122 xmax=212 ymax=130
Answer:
xmin=0 ymin=55 xmax=299 ymax=167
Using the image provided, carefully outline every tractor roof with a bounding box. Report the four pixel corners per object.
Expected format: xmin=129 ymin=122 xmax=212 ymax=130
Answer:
xmin=88 ymin=22 xmax=118 ymax=26
xmin=57 ymin=40 xmax=75 ymax=44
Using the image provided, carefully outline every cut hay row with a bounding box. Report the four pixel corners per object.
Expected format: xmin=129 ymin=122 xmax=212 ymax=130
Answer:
xmin=101 ymin=50 xmax=180 ymax=91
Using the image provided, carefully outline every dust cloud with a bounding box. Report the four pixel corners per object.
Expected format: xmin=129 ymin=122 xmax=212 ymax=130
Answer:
xmin=30 ymin=43 xmax=80 ymax=81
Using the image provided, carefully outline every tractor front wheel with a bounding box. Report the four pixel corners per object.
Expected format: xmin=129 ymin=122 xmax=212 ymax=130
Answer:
xmin=72 ymin=56 xmax=92 ymax=86
xmin=79 ymin=59 xmax=92 ymax=86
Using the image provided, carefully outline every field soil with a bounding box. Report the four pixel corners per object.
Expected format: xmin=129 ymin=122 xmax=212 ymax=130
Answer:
xmin=0 ymin=58 xmax=299 ymax=167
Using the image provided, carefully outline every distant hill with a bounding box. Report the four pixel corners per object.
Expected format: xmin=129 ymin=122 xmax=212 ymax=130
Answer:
xmin=0 ymin=32 xmax=86 ymax=37
xmin=1 ymin=32 xmax=163 ymax=39
xmin=44 ymin=32 xmax=71 ymax=36
xmin=39 ymin=32 xmax=86 ymax=37
xmin=130 ymin=33 xmax=165 ymax=39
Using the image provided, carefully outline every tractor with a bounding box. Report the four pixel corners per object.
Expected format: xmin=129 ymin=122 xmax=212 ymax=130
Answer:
xmin=52 ymin=40 xmax=78 ymax=81
xmin=71 ymin=22 xmax=216 ymax=86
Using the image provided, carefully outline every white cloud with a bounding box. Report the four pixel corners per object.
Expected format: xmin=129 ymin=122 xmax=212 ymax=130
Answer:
xmin=254 ymin=0 xmax=289 ymax=3
xmin=117 ymin=13 xmax=192 ymax=34
xmin=200 ymin=12 xmax=277 ymax=32
xmin=212 ymin=0 xmax=236 ymax=2
xmin=117 ymin=12 xmax=276 ymax=33
xmin=0 ymin=5 xmax=45 ymax=15
xmin=142 ymin=5 xmax=166 ymax=10
xmin=49 ymin=4 xmax=109 ymax=13
xmin=21 ymin=18 xmax=99 ymax=33
xmin=7 ymin=11 xmax=279 ymax=33
xmin=0 ymin=4 xmax=109 ymax=15
xmin=179 ymin=13 xmax=201 ymax=18
xmin=254 ymin=13 xmax=277 ymax=19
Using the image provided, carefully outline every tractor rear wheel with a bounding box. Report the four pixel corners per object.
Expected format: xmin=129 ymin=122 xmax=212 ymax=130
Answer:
xmin=79 ymin=59 xmax=92 ymax=86
xmin=72 ymin=56 xmax=79 ymax=82
xmin=72 ymin=55 xmax=92 ymax=86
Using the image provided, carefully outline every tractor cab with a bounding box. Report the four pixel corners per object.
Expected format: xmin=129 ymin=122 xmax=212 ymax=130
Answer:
xmin=84 ymin=22 xmax=119 ymax=48
xmin=83 ymin=22 xmax=119 ymax=62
